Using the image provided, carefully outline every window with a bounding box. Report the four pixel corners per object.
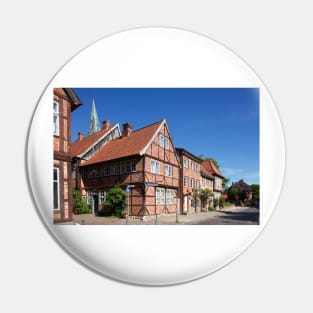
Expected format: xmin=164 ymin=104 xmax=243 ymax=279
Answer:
xmin=156 ymin=188 xmax=165 ymax=205
xmin=164 ymin=137 xmax=169 ymax=149
xmin=131 ymin=160 xmax=136 ymax=172
xmin=120 ymin=161 xmax=126 ymax=174
xmin=120 ymin=160 xmax=136 ymax=174
xmin=125 ymin=160 xmax=131 ymax=173
xmin=110 ymin=163 xmax=119 ymax=175
xmin=166 ymin=189 xmax=174 ymax=204
xmin=150 ymin=159 xmax=160 ymax=174
xmin=191 ymin=178 xmax=195 ymax=188
xmin=196 ymin=179 xmax=200 ymax=190
xmin=88 ymin=167 xmax=103 ymax=178
xmin=165 ymin=164 xmax=172 ymax=177
xmin=53 ymin=167 xmax=59 ymax=210
xmin=53 ymin=101 xmax=59 ymax=136
xmin=183 ymin=159 xmax=189 ymax=168
xmin=183 ymin=176 xmax=188 ymax=188
xmin=159 ymin=134 xmax=169 ymax=149
xmin=88 ymin=168 xmax=96 ymax=178
xmin=72 ymin=163 xmax=77 ymax=179
xmin=104 ymin=165 xmax=110 ymax=176
xmin=159 ymin=134 xmax=165 ymax=147
xmin=99 ymin=191 xmax=106 ymax=205
xmin=191 ymin=162 xmax=195 ymax=171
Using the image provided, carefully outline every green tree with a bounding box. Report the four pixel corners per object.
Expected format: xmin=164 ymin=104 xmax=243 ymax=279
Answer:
xmin=227 ymin=186 xmax=239 ymax=203
xmin=219 ymin=196 xmax=225 ymax=208
xmin=72 ymin=188 xmax=89 ymax=214
xmin=104 ymin=185 xmax=127 ymax=217
xmin=200 ymin=188 xmax=213 ymax=210
xmin=198 ymin=155 xmax=220 ymax=169
xmin=198 ymin=155 xmax=229 ymax=191
xmin=250 ymin=184 xmax=260 ymax=201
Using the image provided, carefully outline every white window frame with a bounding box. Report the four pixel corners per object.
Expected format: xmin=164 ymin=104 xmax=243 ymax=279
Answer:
xmin=191 ymin=162 xmax=195 ymax=171
xmin=156 ymin=188 xmax=165 ymax=205
xmin=191 ymin=178 xmax=195 ymax=188
xmin=166 ymin=189 xmax=174 ymax=205
xmin=53 ymin=167 xmax=60 ymax=210
xmin=196 ymin=179 xmax=200 ymax=190
xmin=183 ymin=176 xmax=189 ymax=188
xmin=150 ymin=159 xmax=160 ymax=174
xmin=164 ymin=137 xmax=169 ymax=149
xmin=53 ymin=101 xmax=60 ymax=136
xmin=131 ymin=160 xmax=136 ymax=172
xmin=159 ymin=134 xmax=165 ymax=147
xmin=99 ymin=191 xmax=106 ymax=205
xmin=183 ymin=158 xmax=189 ymax=168
xmin=165 ymin=164 xmax=173 ymax=177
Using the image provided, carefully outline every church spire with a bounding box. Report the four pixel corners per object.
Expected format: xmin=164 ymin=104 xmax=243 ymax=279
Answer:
xmin=88 ymin=98 xmax=100 ymax=135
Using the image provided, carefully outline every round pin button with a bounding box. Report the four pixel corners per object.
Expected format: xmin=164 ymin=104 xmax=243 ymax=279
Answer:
xmin=26 ymin=28 xmax=285 ymax=285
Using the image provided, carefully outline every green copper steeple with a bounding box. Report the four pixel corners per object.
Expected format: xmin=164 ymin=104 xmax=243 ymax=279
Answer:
xmin=88 ymin=98 xmax=100 ymax=135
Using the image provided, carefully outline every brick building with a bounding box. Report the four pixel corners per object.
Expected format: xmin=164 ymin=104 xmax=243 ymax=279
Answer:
xmin=78 ymin=120 xmax=180 ymax=216
xmin=71 ymin=120 xmax=121 ymax=196
xmin=53 ymin=88 xmax=82 ymax=223
xmin=176 ymin=148 xmax=202 ymax=214
xmin=201 ymin=159 xmax=224 ymax=198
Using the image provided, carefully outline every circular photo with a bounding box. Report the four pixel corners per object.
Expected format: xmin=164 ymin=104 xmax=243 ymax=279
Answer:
xmin=27 ymin=28 xmax=285 ymax=285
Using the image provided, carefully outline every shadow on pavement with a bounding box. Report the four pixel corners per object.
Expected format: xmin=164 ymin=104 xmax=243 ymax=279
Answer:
xmin=218 ymin=210 xmax=259 ymax=223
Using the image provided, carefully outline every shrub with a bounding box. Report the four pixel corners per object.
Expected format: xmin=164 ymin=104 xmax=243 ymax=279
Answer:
xmin=72 ymin=188 xmax=89 ymax=214
xmin=219 ymin=197 xmax=225 ymax=208
xmin=104 ymin=185 xmax=126 ymax=217
xmin=208 ymin=207 xmax=215 ymax=211
xmin=200 ymin=188 xmax=213 ymax=210
xmin=213 ymin=198 xmax=219 ymax=208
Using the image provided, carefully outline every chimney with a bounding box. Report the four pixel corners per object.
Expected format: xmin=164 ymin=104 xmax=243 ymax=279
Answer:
xmin=122 ymin=123 xmax=132 ymax=137
xmin=102 ymin=120 xmax=110 ymax=132
xmin=78 ymin=132 xmax=84 ymax=141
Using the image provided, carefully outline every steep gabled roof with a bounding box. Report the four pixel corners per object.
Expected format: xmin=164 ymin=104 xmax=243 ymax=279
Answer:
xmin=71 ymin=124 xmax=119 ymax=158
xmin=81 ymin=120 xmax=164 ymax=166
xmin=202 ymin=159 xmax=224 ymax=178
xmin=200 ymin=164 xmax=214 ymax=179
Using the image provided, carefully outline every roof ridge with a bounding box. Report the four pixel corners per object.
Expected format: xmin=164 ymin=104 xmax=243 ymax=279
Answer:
xmin=132 ymin=119 xmax=164 ymax=133
xmin=72 ymin=123 xmax=118 ymax=144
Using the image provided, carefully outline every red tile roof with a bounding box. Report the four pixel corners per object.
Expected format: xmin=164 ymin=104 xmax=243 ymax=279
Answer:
xmin=81 ymin=120 xmax=164 ymax=166
xmin=202 ymin=160 xmax=224 ymax=178
xmin=200 ymin=164 xmax=214 ymax=179
xmin=71 ymin=127 xmax=113 ymax=158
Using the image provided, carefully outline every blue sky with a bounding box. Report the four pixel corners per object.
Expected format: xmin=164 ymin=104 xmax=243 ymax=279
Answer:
xmin=72 ymin=88 xmax=259 ymax=185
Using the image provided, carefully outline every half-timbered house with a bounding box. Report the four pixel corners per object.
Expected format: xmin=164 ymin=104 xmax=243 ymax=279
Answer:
xmin=79 ymin=120 xmax=180 ymax=216
xmin=71 ymin=120 xmax=121 ymax=194
xmin=53 ymin=88 xmax=82 ymax=223
xmin=201 ymin=159 xmax=224 ymax=198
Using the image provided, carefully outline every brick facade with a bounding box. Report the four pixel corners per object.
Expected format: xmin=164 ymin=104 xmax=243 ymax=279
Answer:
xmin=79 ymin=120 xmax=180 ymax=216
xmin=53 ymin=88 xmax=81 ymax=223
xmin=176 ymin=148 xmax=202 ymax=214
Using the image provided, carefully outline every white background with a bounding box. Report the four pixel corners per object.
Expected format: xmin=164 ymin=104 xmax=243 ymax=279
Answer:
xmin=0 ymin=1 xmax=312 ymax=312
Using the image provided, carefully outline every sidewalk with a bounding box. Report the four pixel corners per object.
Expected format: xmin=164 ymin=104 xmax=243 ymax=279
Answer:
xmin=72 ymin=206 xmax=259 ymax=225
